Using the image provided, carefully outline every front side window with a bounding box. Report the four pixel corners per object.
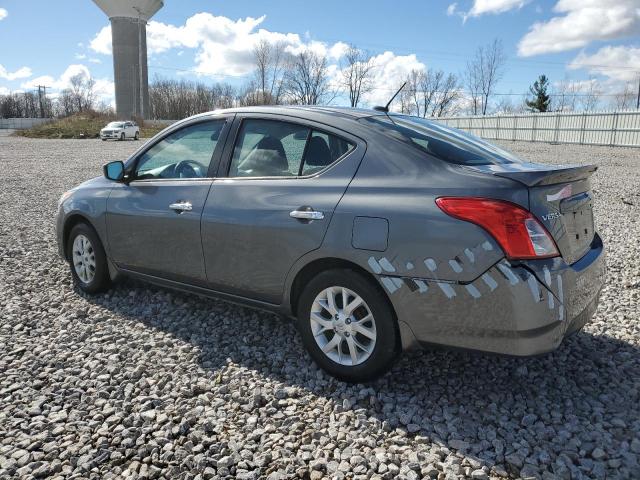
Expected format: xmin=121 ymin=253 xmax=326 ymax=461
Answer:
xmin=134 ymin=120 xmax=225 ymax=180
xmin=229 ymin=119 xmax=355 ymax=178
xmin=359 ymin=115 xmax=522 ymax=166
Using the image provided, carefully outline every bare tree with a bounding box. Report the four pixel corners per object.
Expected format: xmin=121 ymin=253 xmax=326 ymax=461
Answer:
xmin=252 ymin=40 xmax=287 ymax=105
xmin=406 ymin=69 xmax=438 ymax=117
xmin=67 ymin=73 xmax=96 ymax=113
xmin=580 ymin=76 xmax=602 ymax=112
xmin=433 ymin=72 xmax=461 ymax=117
xmin=149 ymin=77 xmax=237 ymax=119
xmin=402 ymin=69 xmax=461 ymax=117
xmin=0 ymin=91 xmax=46 ymax=118
xmin=284 ymin=50 xmax=334 ymax=105
xmin=610 ymin=82 xmax=635 ymax=110
xmin=465 ymin=38 xmax=506 ymax=115
xmin=341 ymin=45 xmax=375 ymax=108
xmin=552 ymin=77 xmax=579 ymax=112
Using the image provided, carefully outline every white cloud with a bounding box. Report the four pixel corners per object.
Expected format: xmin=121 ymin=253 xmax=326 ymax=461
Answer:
xmin=448 ymin=0 xmax=529 ymax=21
xmin=0 ymin=8 xmax=7 ymax=21
xmin=569 ymin=45 xmax=640 ymax=83
xmin=75 ymin=53 xmax=87 ymax=60
xmin=20 ymin=75 xmax=55 ymax=89
xmin=89 ymin=13 xmax=350 ymax=78
xmin=468 ymin=0 xmax=530 ymax=16
xmin=89 ymin=25 xmax=111 ymax=55
xmin=518 ymin=0 xmax=640 ymax=56
xmin=21 ymin=64 xmax=114 ymax=103
xmin=361 ymin=51 xmax=426 ymax=108
xmin=0 ymin=86 xmax=10 ymax=95
xmin=0 ymin=64 xmax=32 ymax=80
xmin=85 ymin=11 xmax=434 ymax=109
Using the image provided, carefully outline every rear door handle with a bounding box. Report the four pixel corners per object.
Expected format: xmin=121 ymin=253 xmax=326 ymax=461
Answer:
xmin=169 ymin=201 xmax=193 ymax=212
xmin=290 ymin=208 xmax=324 ymax=221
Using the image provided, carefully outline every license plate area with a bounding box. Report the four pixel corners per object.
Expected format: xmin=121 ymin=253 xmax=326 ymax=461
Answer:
xmin=562 ymin=193 xmax=594 ymax=264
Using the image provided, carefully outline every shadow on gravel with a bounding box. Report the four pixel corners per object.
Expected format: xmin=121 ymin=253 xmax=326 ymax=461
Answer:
xmin=85 ymin=278 xmax=640 ymax=477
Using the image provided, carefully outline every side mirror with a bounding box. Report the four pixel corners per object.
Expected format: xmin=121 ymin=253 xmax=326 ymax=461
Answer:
xmin=103 ymin=161 xmax=125 ymax=182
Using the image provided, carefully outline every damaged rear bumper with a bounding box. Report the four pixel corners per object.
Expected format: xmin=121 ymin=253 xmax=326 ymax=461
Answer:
xmin=376 ymin=233 xmax=605 ymax=355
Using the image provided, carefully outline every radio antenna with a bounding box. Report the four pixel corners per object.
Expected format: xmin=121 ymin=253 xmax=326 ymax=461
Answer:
xmin=373 ymin=82 xmax=407 ymax=113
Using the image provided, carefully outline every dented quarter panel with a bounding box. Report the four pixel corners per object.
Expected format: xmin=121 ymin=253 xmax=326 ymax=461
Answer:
xmin=333 ymin=134 xmax=528 ymax=283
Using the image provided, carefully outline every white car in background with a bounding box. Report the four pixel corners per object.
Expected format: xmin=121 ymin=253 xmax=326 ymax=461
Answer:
xmin=100 ymin=121 xmax=140 ymax=141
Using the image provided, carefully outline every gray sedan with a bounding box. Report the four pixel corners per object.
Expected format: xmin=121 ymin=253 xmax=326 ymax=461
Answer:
xmin=56 ymin=106 xmax=605 ymax=382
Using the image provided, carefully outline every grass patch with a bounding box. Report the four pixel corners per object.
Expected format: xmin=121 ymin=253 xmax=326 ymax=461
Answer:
xmin=14 ymin=112 xmax=169 ymax=139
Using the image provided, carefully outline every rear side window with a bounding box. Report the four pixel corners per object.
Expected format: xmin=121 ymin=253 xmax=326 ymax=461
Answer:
xmin=359 ymin=115 xmax=522 ymax=166
xmin=229 ymin=119 xmax=355 ymax=178
xmin=301 ymin=131 xmax=353 ymax=176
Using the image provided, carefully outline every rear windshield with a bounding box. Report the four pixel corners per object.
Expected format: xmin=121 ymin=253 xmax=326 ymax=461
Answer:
xmin=359 ymin=115 xmax=522 ymax=165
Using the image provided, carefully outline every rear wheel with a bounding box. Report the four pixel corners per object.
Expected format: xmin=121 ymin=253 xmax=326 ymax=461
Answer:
xmin=67 ymin=223 xmax=111 ymax=294
xmin=297 ymin=269 xmax=398 ymax=382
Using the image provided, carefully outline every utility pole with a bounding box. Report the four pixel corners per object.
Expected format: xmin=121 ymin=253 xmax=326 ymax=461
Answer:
xmin=36 ymin=85 xmax=49 ymax=118
xmin=636 ymin=73 xmax=640 ymax=110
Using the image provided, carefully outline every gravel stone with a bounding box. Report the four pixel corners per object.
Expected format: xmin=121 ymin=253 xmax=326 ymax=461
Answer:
xmin=0 ymin=136 xmax=638 ymax=479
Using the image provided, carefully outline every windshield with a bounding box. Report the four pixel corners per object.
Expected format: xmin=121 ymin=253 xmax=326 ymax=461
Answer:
xmin=359 ymin=115 xmax=522 ymax=165
xmin=107 ymin=122 xmax=125 ymax=128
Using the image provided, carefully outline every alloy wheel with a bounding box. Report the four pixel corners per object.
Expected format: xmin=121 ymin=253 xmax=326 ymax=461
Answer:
xmin=310 ymin=286 xmax=377 ymax=366
xmin=72 ymin=234 xmax=96 ymax=284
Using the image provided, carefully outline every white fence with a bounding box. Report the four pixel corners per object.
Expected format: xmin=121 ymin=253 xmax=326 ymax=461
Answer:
xmin=434 ymin=110 xmax=640 ymax=148
xmin=0 ymin=118 xmax=53 ymax=129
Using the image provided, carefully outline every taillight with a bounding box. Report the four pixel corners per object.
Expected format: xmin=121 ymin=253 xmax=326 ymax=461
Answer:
xmin=435 ymin=197 xmax=559 ymax=260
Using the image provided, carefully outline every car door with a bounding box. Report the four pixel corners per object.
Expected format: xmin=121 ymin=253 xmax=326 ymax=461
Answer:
xmin=123 ymin=122 xmax=132 ymax=138
xmin=201 ymin=114 xmax=365 ymax=304
xmin=106 ymin=116 xmax=232 ymax=284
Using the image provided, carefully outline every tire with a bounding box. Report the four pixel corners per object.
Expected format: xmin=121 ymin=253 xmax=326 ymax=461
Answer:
xmin=101 ymin=138 xmax=106 ymax=141
xmin=297 ymin=268 xmax=398 ymax=382
xmin=120 ymin=133 xmax=125 ymax=141
xmin=66 ymin=223 xmax=111 ymax=294
xmin=134 ymin=131 xmax=139 ymax=140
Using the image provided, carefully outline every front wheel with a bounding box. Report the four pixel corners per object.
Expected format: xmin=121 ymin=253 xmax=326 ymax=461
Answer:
xmin=297 ymin=269 xmax=399 ymax=382
xmin=67 ymin=223 xmax=111 ymax=294
xmin=134 ymin=131 xmax=139 ymax=140
xmin=120 ymin=132 xmax=125 ymax=141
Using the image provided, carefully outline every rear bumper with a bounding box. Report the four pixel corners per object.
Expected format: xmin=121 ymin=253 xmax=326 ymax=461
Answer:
xmin=384 ymin=233 xmax=605 ymax=355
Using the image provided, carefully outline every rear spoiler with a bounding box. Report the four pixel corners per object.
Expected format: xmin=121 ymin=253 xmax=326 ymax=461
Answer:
xmin=465 ymin=163 xmax=598 ymax=187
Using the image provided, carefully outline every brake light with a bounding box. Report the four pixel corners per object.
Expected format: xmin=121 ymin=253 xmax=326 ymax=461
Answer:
xmin=435 ymin=197 xmax=559 ymax=260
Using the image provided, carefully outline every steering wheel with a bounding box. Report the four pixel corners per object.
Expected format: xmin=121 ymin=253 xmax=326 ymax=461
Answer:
xmin=174 ymin=160 xmax=205 ymax=178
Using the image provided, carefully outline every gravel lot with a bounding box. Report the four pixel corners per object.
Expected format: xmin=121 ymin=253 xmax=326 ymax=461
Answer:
xmin=1 ymin=136 xmax=639 ymax=480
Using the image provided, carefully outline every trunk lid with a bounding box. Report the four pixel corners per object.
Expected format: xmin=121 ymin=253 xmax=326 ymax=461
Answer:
xmin=467 ymin=162 xmax=597 ymax=265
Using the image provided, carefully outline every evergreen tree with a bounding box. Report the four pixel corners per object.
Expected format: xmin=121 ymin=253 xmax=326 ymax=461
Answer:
xmin=526 ymin=75 xmax=551 ymax=112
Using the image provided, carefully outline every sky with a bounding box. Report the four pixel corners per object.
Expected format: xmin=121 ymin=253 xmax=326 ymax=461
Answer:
xmin=0 ymin=0 xmax=638 ymax=109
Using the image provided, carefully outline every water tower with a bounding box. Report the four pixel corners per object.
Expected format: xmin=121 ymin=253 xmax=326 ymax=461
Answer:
xmin=92 ymin=0 xmax=164 ymax=119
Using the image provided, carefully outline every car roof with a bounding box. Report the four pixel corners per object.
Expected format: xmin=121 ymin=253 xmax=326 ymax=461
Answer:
xmin=193 ymin=105 xmax=389 ymax=123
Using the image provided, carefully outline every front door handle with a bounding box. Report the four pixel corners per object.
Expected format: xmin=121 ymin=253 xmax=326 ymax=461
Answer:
xmin=290 ymin=208 xmax=324 ymax=221
xmin=169 ymin=201 xmax=193 ymax=212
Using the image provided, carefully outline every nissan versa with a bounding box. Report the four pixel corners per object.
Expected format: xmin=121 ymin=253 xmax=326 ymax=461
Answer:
xmin=56 ymin=106 xmax=605 ymax=382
